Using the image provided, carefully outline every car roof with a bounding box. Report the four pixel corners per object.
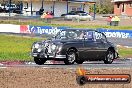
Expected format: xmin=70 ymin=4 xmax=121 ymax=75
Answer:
xmin=61 ymin=28 xmax=106 ymax=37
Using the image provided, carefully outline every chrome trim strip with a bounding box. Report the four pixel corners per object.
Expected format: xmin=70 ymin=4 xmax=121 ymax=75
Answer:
xmin=32 ymin=53 xmax=38 ymax=57
xmin=32 ymin=53 xmax=66 ymax=59
xmin=48 ymin=55 xmax=66 ymax=59
xmin=55 ymin=55 xmax=66 ymax=59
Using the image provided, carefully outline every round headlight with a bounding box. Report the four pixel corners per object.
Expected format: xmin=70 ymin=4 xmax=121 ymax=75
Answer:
xmin=45 ymin=42 xmax=48 ymax=47
xmin=34 ymin=43 xmax=39 ymax=48
xmin=37 ymin=48 xmax=41 ymax=52
xmin=51 ymin=44 xmax=56 ymax=50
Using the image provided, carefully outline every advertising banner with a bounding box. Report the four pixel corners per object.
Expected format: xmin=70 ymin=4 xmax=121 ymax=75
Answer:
xmin=29 ymin=26 xmax=68 ymax=35
xmin=20 ymin=25 xmax=30 ymax=33
xmin=27 ymin=26 xmax=132 ymax=39
xmin=97 ymin=28 xmax=132 ymax=39
xmin=0 ymin=24 xmax=20 ymax=33
xmin=1 ymin=24 xmax=132 ymax=39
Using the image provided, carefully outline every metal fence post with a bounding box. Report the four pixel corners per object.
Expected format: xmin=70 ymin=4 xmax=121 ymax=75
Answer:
xmin=9 ymin=0 xmax=11 ymax=16
xmin=93 ymin=3 xmax=96 ymax=20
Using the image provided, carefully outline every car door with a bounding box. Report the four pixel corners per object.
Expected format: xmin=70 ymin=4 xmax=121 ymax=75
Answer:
xmin=83 ymin=31 xmax=98 ymax=60
xmin=84 ymin=31 xmax=108 ymax=60
xmin=72 ymin=30 xmax=85 ymax=60
xmin=94 ymin=31 xmax=108 ymax=59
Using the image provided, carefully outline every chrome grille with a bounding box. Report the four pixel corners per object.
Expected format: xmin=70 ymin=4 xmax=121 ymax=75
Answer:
xmin=46 ymin=43 xmax=57 ymax=55
xmin=33 ymin=48 xmax=38 ymax=53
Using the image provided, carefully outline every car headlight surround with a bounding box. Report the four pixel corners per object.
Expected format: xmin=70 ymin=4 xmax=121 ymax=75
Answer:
xmin=34 ymin=43 xmax=40 ymax=49
xmin=37 ymin=48 xmax=41 ymax=52
xmin=45 ymin=42 xmax=48 ymax=47
xmin=51 ymin=44 xmax=57 ymax=50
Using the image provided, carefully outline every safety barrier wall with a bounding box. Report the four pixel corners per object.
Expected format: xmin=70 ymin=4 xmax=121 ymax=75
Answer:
xmin=0 ymin=24 xmax=132 ymax=39
xmin=97 ymin=28 xmax=132 ymax=39
xmin=0 ymin=24 xmax=20 ymax=33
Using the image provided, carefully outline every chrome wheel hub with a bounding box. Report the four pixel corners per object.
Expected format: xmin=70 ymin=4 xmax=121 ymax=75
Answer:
xmin=107 ymin=52 xmax=113 ymax=62
xmin=68 ymin=53 xmax=75 ymax=63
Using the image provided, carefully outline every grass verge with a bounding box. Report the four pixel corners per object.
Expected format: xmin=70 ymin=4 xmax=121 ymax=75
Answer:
xmin=0 ymin=20 xmax=132 ymax=30
xmin=0 ymin=34 xmax=43 ymax=61
xmin=118 ymin=47 xmax=132 ymax=58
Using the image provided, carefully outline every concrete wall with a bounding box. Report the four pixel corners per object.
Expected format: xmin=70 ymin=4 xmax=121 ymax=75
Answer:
xmin=54 ymin=2 xmax=67 ymax=17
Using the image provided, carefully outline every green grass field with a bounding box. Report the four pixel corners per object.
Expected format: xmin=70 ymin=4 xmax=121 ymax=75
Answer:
xmin=0 ymin=34 xmax=131 ymax=61
xmin=118 ymin=47 xmax=132 ymax=58
xmin=1 ymin=20 xmax=132 ymax=30
xmin=0 ymin=34 xmax=43 ymax=61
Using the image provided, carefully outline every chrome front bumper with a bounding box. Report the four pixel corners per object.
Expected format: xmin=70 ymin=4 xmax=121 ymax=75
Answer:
xmin=32 ymin=53 xmax=66 ymax=59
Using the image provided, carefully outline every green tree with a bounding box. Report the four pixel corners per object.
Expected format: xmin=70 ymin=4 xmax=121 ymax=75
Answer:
xmin=90 ymin=0 xmax=114 ymax=14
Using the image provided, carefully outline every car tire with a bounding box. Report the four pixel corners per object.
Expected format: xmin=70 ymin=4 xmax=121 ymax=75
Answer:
xmin=104 ymin=50 xmax=114 ymax=64
xmin=34 ymin=57 xmax=47 ymax=65
xmin=76 ymin=76 xmax=87 ymax=86
xmin=76 ymin=60 xmax=84 ymax=64
xmin=64 ymin=50 xmax=76 ymax=65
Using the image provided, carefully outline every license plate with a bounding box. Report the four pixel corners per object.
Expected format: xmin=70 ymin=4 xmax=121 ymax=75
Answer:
xmin=32 ymin=54 xmax=38 ymax=57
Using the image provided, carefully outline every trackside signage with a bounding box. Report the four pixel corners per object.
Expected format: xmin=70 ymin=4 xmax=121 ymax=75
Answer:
xmin=28 ymin=26 xmax=132 ymax=39
xmin=0 ymin=24 xmax=132 ymax=39
xmin=0 ymin=24 xmax=20 ymax=33
xmin=97 ymin=28 xmax=132 ymax=39
xmin=29 ymin=26 xmax=68 ymax=35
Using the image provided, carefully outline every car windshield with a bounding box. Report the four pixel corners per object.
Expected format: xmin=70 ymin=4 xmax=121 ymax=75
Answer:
xmin=55 ymin=30 xmax=84 ymax=40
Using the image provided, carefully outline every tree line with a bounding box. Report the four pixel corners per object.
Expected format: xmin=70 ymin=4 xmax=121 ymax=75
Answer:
xmin=89 ymin=0 xmax=114 ymax=14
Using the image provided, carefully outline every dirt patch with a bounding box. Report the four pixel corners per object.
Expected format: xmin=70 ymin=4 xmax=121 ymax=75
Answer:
xmin=0 ymin=67 xmax=131 ymax=88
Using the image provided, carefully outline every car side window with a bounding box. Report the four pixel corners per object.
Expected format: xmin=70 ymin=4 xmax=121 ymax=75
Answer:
xmin=78 ymin=31 xmax=84 ymax=39
xmin=94 ymin=32 xmax=106 ymax=42
xmin=85 ymin=31 xmax=95 ymax=41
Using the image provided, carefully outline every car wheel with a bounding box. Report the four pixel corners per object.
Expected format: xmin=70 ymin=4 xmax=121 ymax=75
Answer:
xmin=64 ymin=51 xmax=76 ymax=65
xmin=34 ymin=57 xmax=47 ymax=65
xmin=76 ymin=76 xmax=87 ymax=86
xmin=104 ymin=50 xmax=114 ymax=64
xmin=76 ymin=60 xmax=84 ymax=64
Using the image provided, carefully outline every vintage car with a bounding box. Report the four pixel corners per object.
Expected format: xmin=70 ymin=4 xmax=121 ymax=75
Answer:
xmin=31 ymin=29 xmax=119 ymax=65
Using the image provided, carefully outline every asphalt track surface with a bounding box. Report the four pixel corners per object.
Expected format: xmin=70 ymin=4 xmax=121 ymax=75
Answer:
xmin=0 ymin=59 xmax=132 ymax=69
